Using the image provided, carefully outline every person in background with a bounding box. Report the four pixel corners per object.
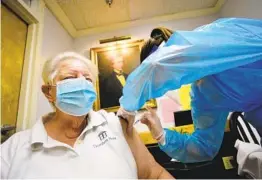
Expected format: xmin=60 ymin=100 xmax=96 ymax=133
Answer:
xmin=102 ymin=55 xmax=128 ymax=108
xmin=118 ymin=19 xmax=262 ymax=163
xmin=0 ymin=52 xmax=173 ymax=179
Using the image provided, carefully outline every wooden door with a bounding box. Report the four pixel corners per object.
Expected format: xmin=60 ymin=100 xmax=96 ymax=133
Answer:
xmin=1 ymin=3 xmax=28 ymax=135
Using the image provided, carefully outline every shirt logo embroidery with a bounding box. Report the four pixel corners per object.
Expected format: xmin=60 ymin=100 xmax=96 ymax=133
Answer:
xmin=93 ymin=130 xmax=117 ymax=148
xmin=98 ymin=131 xmax=107 ymax=141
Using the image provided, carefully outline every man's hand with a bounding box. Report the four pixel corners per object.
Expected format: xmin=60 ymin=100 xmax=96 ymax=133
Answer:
xmin=117 ymin=107 xmax=136 ymax=135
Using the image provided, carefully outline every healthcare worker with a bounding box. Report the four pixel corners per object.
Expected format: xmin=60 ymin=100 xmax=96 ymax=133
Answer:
xmin=118 ymin=18 xmax=262 ymax=163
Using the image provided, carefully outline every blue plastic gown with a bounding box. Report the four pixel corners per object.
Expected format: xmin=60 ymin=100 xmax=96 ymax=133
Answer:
xmin=120 ymin=18 xmax=262 ymax=163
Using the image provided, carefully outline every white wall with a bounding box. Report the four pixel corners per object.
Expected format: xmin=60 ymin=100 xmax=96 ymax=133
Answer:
xmin=220 ymin=0 xmax=262 ymax=19
xmin=73 ymin=14 xmax=220 ymax=57
xmin=36 ymin=8 xmax=74 ymax=119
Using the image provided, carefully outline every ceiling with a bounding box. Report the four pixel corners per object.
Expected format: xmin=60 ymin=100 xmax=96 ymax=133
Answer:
xmin=44 ymin=0 xmax=225 ymax=38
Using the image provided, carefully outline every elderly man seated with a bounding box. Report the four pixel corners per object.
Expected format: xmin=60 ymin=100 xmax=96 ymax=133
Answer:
xmin=0 ymin=52 xmax=173 ymax=179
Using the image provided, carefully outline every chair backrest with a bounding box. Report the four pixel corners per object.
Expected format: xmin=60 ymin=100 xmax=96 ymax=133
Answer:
xmin=229 ymin=112 xmax=261 ymax=146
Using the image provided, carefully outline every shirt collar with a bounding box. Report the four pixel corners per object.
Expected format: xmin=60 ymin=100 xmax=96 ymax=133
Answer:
xmin=80 ymin=110 xmax=107 ymax=134
xmin=30 ymin=111 xmax=107 ymax=150
xmin=30 ymin=113 xmax=50 ymax=150
xmin=114 ymin=69 xmax=123 ymax=75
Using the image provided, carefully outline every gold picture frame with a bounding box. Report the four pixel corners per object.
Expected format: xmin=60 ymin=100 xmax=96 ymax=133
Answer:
xmin=90 ymin=39 xmax=157 ymax=112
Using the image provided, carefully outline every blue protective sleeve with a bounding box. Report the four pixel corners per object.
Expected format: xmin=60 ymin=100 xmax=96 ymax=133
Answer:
xmin=120 ymin=18 xmax=262 ymax=111
xmin=158 ymin=80 xmax=230 ymax=163
xmin=160 ymin=109 xmax=228 ymax=163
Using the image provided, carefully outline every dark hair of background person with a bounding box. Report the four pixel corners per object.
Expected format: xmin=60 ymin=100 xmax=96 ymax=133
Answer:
xmin=140 ymin=27 xmax=174 ymax=63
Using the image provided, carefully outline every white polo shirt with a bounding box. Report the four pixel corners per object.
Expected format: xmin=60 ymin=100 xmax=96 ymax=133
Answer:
xmin=0 ymin=110 xmax=137 ymax=179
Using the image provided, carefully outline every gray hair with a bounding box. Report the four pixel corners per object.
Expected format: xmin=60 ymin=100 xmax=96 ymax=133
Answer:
xmin=42 ymin=52 xmax=98 ymax=85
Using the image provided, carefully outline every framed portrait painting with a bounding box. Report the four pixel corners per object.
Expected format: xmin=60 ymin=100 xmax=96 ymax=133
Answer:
xmin=90 ymin=39 xmax=156 ymax=112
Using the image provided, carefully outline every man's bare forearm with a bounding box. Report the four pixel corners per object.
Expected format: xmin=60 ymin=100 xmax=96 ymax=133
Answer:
xmin=119 ymin=118 xmax=174 ymax=179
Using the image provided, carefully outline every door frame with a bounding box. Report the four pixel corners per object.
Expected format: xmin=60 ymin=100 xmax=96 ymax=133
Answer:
xmin=2 ymin=0 xmax=45 ymax=130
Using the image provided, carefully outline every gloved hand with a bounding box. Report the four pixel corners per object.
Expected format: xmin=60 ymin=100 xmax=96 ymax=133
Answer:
xmin=141 ymin=107 xmax=165 ymax=144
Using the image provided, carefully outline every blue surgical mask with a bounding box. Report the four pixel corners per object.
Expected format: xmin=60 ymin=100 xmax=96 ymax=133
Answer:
xmin=55 ymin=77 xmax=96 ymax=116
